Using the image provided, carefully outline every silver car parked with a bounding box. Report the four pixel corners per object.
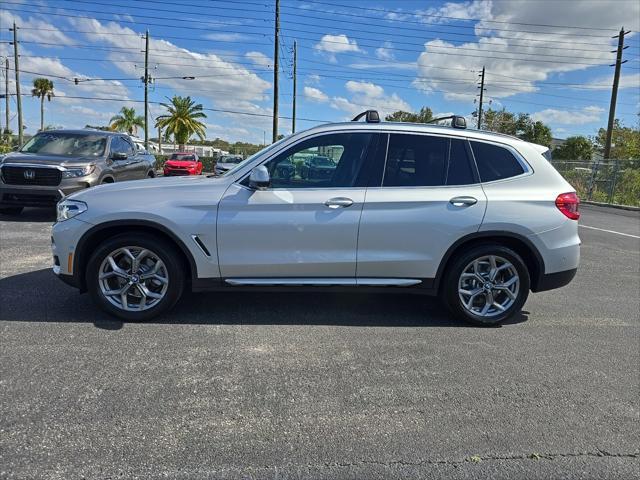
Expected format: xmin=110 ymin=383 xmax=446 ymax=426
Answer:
xmin=51 ymin=112 xmax=580 ymax=325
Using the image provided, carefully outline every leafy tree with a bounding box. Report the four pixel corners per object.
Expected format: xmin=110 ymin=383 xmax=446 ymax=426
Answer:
xmin=594 ymin=119 xmax=640 ymax=159
xmin=31 ymin=78 xmax=55 ymax=132
xmin=385 ymin=107 xmax=433 ymax=123
xmin=482 ymin=108 xmax=552 ymax=147
xmin=155 ymin=96 xmax=207 ymax=150
xmin=553 ymin=136 xmax=594 ymax=160
xmin=109 ymin=107 xmax=144 ymax=135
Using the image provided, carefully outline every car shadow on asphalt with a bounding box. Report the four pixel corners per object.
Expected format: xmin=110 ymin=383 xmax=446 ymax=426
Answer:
xmin=0 ymin=269 xmax=529 ymax=330
xmin=0 ymin=208 xmax=56 ymax=223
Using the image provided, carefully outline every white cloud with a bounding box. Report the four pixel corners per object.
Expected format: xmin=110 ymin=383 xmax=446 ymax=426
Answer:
xmin=303 ymin=86 xmax=328 ymax=103
xmin=375 ymin=41 xmax=395 ymax=61
xmin=579 ymin=73 xmax=640 ymax=91
xmin=245 ymin=51 xmax=272 ymax=68
xmin=411 ymin=0 xmax=639 ymax=101
xmin=531 ymin=106 xmax=605 ymax=125
xmin=314 ymin=34 xmax=362 ymax=62
xmin=305 ymin=74 xmax=321 ymax=86
xmin=331 ymin=81 xmax=411 ymax=119
xmin=0 ymin=10 xmax=74 ymax=46
xmin=203 ymin=33 xmax=250 ymax=42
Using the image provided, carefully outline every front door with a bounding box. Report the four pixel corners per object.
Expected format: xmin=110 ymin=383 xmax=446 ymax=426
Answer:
xmin=357 ymin=133 xmax=487 ymax=281
xmin=217 ymin=132 xmax=381 ymax=279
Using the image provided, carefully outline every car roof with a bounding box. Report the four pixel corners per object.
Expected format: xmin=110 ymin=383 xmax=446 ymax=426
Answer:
xmin=299 ymin=121 xmax=533 ymax=148
xmin=38 ymin=129 xmax=120 ymax=137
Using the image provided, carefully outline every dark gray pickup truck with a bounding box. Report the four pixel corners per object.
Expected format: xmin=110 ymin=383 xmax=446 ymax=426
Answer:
xmin=0 ymin=129 xmax=156 ymax=215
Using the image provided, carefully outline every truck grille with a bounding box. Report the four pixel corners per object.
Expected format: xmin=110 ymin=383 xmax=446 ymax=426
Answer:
xmin=1 ymin=166 xmax=62 ymax=186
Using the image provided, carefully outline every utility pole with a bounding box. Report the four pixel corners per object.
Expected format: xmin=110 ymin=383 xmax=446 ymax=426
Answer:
xmin=4 ymin=58 xmax=9 ymax=140
xmin=272 ymin=0 xmax=279 ymax=143
xmin=144 ymin=29 xmax=150 ymax=150
xmin=292 ymin=40 xmax=297 ymax=134
xmin=604 ymin=27 xmax=629 ymax=159
xmin=157 ymin=125 xmax=162 ymax=155
xmin=11 ymin=22 xmax=22 ymax=145
xmin=477 ymin=66 xmax=485 ymax=130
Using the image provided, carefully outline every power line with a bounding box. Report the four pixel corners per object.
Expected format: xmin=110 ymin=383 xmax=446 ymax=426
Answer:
xmin=282 ymin=0 xmax=623 ymax=33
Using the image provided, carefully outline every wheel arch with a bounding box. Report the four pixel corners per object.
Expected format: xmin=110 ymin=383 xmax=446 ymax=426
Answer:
xmin=434 ymin=231 xmax=545 ymax=293
xmin=74 ymin=220 xmax=197 ymax=292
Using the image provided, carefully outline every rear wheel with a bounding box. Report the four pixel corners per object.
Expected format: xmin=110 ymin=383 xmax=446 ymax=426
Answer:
xmin=86 ymin=233 xmax=185 ymax=321
xmin=0 ymin=206 xmax=23 ymax=215
xmin=442 ymin=244 xmax=530 ymax=326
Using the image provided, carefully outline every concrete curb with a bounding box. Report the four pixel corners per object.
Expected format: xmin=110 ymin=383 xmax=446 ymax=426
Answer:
xmin=582 ymin=200 xmax=640 ymax=212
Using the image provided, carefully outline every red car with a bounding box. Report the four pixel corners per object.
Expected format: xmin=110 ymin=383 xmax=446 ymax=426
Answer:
xmin=163 ymin=152 xmax=203 ymax=176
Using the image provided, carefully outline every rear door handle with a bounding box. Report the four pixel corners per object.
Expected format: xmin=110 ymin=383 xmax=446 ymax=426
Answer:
xmin=324 ymin=197 xmax=353 ymax=208
xmin=449 ymin=196 xmax=477 ymax=207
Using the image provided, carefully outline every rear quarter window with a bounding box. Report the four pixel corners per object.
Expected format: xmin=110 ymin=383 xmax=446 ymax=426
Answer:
xmin=470 ymin=141 xmax=525 ymax=182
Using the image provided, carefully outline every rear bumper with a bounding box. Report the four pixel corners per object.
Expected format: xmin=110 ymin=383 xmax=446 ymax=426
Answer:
xmin=532 ymin=268 xmax=577 ymax=292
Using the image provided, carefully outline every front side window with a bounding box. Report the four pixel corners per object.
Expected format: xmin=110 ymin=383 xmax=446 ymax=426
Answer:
xmin=256 ymin=133 xmax=377 ymax=189
xmin=21 ymin=132 xmax=107 ymax=157
xmin=470 ymin=141 xmax=525 ymax=182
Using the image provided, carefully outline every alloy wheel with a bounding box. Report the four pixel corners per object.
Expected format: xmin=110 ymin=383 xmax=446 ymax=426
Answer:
xmin=98 ymin=246 xmax=169 ymax=311
xmin=458 ymin=255 xmax=520 ymax=318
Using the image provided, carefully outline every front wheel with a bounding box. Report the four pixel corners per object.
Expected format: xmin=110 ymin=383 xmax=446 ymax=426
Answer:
xmin=442 ymin=245 xmax=530 ymax=326
xmin=86 ymin=233 xmax=185 ymax=321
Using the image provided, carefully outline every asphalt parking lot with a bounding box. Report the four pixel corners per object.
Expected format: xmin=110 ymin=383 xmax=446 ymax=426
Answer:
xmin=0 ymin=205 xmax=638 ymax=479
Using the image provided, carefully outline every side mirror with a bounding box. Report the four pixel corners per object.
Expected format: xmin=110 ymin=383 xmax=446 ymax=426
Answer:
xmin=249 ymin=165 xmax=270 ymax=189
xmin=111 ymin=152 xmax=128 ymax=161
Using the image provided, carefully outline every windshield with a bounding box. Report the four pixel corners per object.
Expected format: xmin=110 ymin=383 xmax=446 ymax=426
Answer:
xmin=170 ymin=154 xmax=196 ymax=161
xmin=220 ymin=155 xmax=243 ymax=164
xmin=21 ymin=132 xmax=107 ymax=157
xmin=219 ymin=138 xmax=289 ymax=176
xmin=312 ymin=156 xmax=332 ymax=166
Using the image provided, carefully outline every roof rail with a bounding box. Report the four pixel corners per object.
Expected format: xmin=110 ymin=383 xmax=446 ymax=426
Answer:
xmin=427 ymin=115 xmax=467 ymax=129
xmin=352 ymin=110 xmax=380 ymax=123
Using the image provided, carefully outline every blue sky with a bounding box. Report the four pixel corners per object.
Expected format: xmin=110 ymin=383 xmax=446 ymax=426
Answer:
xmin=1 ymin=0 xmax=639 ymax=144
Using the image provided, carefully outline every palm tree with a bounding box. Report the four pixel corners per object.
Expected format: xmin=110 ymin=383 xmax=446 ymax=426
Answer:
xmin=109 ymin=107 xmax=145 ymax=135
xmin=31 ymin=78 xmax=55 ymax=132
xmin=155 ymin=96 xmax=207 ymax=150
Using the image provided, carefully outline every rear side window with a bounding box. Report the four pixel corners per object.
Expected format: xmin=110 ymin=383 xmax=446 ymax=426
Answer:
xmin=383 ymin=134 xmax=448 ymax=187
xmin=382 ymin=134 xmax=477 ymax=187
xmin=470 ymin=141 xmax=525 ymax=182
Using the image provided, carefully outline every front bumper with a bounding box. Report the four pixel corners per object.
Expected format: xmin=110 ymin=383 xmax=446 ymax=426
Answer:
xmin=0 ymin=178 xmax=97 ymax=206
xmin=51 ymin=217 xmax=93 ymax=290
xmin=164 ymin=168 xmax=196 ymax=176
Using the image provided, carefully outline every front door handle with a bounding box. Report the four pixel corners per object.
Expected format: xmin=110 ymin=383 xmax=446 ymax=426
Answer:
xmin=324 ymin=197 xmax=353 ymax=208
xmin=449 ymin=196 xmax=477 ymax=207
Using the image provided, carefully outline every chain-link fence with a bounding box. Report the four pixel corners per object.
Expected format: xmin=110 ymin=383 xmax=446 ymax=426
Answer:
xmin=550 ymin=159 xmax=640 ymax=207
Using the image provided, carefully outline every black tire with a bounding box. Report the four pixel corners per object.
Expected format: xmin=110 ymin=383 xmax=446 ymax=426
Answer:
xmin=441 ymin=244 xmax=530 ymax=326
xmin=86 ymin=233 xmax=185 ymax=321
xmin=0 ymin=206 xmax=23 ymax=215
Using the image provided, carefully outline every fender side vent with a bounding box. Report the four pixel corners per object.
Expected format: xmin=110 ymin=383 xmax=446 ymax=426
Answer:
xmin=191 ymin=235 xmax=211 ymax=257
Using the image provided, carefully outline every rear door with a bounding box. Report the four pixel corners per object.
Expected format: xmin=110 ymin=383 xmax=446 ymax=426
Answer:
xmin=357 ymin=133 xmax=487 ymax=282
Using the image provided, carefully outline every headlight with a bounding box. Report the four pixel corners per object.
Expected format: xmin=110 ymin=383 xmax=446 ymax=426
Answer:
xmin=61 ymin=165 xmax=95 ymax=178
xmin=56 ymin=199 xmax=87 ymax=222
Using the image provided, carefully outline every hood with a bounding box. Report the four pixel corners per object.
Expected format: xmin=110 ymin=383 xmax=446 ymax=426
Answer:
xmin=0 ymin=151 xmax=101 ymax=167
xmin=165 ymin=159 xmax=198 ymax=167
xmin=67 ymin=175 xmax=232 ymax=224
xmin=216 ymin=162 xmax=237 ymax=169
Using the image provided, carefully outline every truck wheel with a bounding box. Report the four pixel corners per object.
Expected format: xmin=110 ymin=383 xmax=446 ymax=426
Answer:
xmin=441 ymin=244 xmax=530 ymax=326
xmin=86 ymin=233 xmax=185 ymax=321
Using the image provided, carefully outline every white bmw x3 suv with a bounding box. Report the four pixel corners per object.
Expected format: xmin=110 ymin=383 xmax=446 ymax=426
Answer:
xmin=51 ymin=112 xmax=580 ymax=325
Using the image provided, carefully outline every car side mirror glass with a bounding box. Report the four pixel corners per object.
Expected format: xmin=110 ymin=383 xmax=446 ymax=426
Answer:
xmin=111 ymin=152 xmax=128 ymax=161
xmin=249 ymin=165 xmax=270 ymax=189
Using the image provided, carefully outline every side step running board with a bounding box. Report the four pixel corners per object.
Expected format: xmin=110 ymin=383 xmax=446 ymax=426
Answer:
xmin=224 ymin=278 xmax=422 ymax=287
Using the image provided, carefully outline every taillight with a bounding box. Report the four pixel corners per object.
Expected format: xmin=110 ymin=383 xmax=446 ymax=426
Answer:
xmin=555 ymin=192 xmax=580 ymax=220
